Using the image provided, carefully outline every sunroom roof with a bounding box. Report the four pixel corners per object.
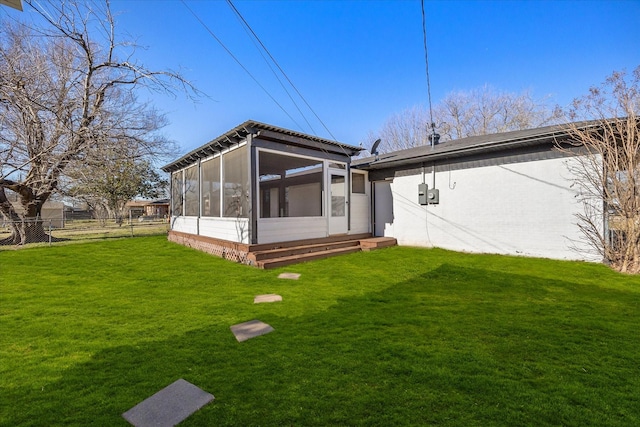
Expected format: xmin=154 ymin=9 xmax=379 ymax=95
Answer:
xmin=162 ymin=120 xmax=362 ymax=173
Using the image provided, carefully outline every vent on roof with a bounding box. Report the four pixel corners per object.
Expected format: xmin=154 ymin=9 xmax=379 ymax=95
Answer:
xmin=428 ymin=132 xmax=441 ymax=146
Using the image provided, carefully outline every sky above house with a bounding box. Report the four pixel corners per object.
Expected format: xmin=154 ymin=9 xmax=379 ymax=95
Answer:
xmin=3 ymin=0 xmax=639 ymax=155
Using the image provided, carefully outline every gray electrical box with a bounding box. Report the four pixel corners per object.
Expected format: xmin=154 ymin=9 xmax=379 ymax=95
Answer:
xmin=427 ymin=188 xmax=440 ymax=204
xmin=418 ymin=183 xmax=428 ymax=205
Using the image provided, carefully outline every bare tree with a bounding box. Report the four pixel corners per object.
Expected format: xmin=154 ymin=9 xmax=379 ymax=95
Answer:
xmin=64 ymin=154 xmax=168 ymax=225
xmin=363 ymin=86 xmax=561 ymax=154
xmin=0 ymin=0 xmax=194 ymax=244
xmin=560 ymin=67 xmax=640 ymax=274
xmin=435 ymin=86 xmax=561 ymax=141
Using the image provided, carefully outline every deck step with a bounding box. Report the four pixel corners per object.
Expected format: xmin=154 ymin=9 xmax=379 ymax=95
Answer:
xmin=247 ymin=235 xmax=397 ymax=269
xmin=360 ymin=237 xmax=398 ymax=251
xmin=256 ymin=245 xmax=362 ymax=269
xmin=248 ymin=233 xmax=372 ymax=253
xmin=248 ymin=240 xmax=361 ymax=262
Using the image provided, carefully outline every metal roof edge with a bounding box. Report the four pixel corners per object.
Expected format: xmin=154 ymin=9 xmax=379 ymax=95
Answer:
xmin=353 ymin=121 xmax=600 ymax=170
xmin=162 ymin=120 xmax=362 ymax=172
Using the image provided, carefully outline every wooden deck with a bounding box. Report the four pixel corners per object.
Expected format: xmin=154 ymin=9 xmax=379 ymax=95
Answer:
xmin=247 ymin=234 xmax=397 ymax=269
xmin=168 ymin=231 xmax=397 ymax=269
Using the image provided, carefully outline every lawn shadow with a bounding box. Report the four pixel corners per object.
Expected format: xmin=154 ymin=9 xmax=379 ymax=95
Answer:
xmin=5 ymin=264 xmax=639 ymax=426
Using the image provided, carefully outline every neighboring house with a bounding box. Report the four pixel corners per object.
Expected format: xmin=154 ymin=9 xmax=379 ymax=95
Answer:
xmin=124 ymin=200 xmax=169 ymax=219
xmin=161 ymin=120 xmax=366 ymax=261
xmin=125 ymin=200 xmax=147 ymax=218
xmin=164 ymin=120 xmax=601 ymax=264
xmin=144 ymin=199 xmax=170 ymax=218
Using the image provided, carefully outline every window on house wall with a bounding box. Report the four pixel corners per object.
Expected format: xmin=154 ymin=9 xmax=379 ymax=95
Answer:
xmin=171 ymin=171 xmax=183 ymax=216
xmin=184 ymin=164 xmax=199 ymax=216
xmin=352 ymin=172 xmax=366 ymax=194
xmin=201 ymin=156 xmax=221 ymax=217
xmin=259 ymin=151 xmax=323 ymax=218
xmin=223 ymin=145 xmax=249 ymax=218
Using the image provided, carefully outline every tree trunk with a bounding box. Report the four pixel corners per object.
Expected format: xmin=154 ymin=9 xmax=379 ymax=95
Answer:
xmin=0 ymin=188 xmax=51 ymax=246
xmin=0 ymin=218 xmax=49 ymax=246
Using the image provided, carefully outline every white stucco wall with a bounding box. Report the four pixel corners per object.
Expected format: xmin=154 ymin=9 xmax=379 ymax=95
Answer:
xmin=383 ymin=156 xmax=598 ymax=261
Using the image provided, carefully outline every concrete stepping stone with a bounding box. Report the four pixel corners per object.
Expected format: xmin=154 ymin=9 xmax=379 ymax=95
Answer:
xmin=122 ymin=378 xmax=214 ymax=427
xmin=254 ymin=294 xmax=283 ymax=304
xmin=230 ymin=319 xmax=274 ymax=342
xmin=278 ymin=272 xmax=300 ymax=280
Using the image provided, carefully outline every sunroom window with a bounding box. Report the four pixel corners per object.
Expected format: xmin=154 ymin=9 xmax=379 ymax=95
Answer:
xmin=201 ymin=156 xmax=221 ymax=217
xmin=259 ymin=151 xmax=323 ymax=218
xmin=171 ymin=171 xmax=183 ymax=216
xmin=184 ymin=165 xmax=199 ymax=216
xmin=222 ymin=145 xmax=249 ymax=218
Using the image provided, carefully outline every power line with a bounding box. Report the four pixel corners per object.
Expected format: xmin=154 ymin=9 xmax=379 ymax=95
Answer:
xmin=180 ymin=0 xmax=305 ymax=131
xmin=421 ymin=0 xmax=437 ymax=146
xmin=225 ymin=0 xmax=338 ymax=142
xmin=225 ymin=0 xmax=317 ymax=135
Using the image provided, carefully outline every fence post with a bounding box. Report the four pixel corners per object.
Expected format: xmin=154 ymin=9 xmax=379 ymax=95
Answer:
xmin=48 ymin=220 xmax=52 ymax=246
xmin=130 ymin=210 xmax=134 ymax=237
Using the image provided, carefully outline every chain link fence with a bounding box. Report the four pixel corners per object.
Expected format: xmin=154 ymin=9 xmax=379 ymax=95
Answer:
xmin=0 ymin=216 xmax=169 ymax=249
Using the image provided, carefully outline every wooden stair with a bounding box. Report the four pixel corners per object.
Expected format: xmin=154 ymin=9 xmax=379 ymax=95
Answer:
xmin=247 ymin=234 xmax=397 ymax=269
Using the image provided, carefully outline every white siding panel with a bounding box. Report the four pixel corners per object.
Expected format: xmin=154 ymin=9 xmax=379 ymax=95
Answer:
xmin=171 ymin=217 xmax=198 ymax=235
xmin=258 ymin=217 xmax=327 ymax=244
xmin=170 ymin=217 xmax=249 ymax=244
xmin=387 ymin=157 xmax=596 ymax=260
xmin=350 ymin=194 xmax=370 ymax=234
xmin=199 ymin=217 xmax=249 ymax=244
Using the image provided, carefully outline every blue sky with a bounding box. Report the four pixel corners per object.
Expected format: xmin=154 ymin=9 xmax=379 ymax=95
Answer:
xmin=6 ymin=0 xmax=640 ymax=154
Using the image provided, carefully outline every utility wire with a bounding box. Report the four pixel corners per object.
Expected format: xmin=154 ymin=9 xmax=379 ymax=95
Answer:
xmin=225 ymin=0 xmax=316 ymax=135
xmin=421 ymin=0 xmax=436 ymax=138
xmin=225 ymin=0 xmax=338 ymax=142
xmin=181 ymin=0 xmax=305 ymax=131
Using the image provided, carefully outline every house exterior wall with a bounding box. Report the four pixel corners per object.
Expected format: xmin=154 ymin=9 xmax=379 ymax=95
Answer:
xmin=376 ymin=155 xmax=598 ymax=261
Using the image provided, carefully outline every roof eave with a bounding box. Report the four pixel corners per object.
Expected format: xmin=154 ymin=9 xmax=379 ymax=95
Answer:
xmin=162 ymin=120 xmax=362 ymax=173
xmin=354 ymin=123 xmax=599 ymax=170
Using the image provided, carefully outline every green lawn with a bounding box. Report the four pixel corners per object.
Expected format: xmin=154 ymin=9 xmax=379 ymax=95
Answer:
xmin=1 ymin=236 xmax=639 ymax=426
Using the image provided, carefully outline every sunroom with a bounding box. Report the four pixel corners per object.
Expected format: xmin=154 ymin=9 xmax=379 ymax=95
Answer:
xmin=162 ymin=121 xmax=370 ymax=261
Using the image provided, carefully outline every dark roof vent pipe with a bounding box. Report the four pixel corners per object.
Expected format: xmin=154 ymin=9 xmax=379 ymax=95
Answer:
xmin=428 ymin=122 xmax=440 ymax=149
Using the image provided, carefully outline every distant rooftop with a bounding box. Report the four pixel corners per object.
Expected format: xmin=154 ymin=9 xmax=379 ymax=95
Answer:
xmin=0 ymin=0 xmax=23 ymax=11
